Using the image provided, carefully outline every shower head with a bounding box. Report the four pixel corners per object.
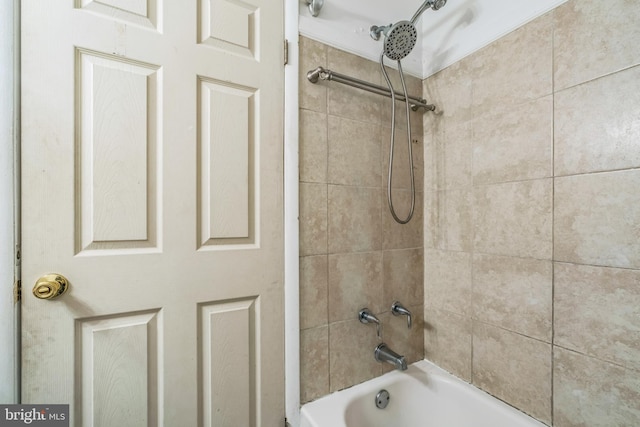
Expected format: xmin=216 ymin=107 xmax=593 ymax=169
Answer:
xmin=370 ymin=21 xmax=418 ymax=60
xmin=370 ymin=0 xmax=447 ymax=60
xmin=382 ymin=21 xmax=418 ymax=60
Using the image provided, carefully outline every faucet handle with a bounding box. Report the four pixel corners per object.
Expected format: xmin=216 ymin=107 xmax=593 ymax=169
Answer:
xmin=359 ymin=308 xmax=382 ymax=339
xmin=391 ymin=301 xmax=412 ymax=329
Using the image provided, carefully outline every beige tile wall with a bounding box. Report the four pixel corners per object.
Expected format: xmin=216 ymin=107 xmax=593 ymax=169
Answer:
xmin=423 ymin=0 xmax=640 ymax=425
xmin=298 ymin=36 xmax=425 ymax=403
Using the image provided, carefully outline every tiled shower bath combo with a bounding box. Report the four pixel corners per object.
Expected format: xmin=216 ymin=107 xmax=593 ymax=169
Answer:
xmin=299 ymin=0 xmax=640 ymax=425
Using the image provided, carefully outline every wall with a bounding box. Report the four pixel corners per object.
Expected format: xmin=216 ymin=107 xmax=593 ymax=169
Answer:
xmin=422 ymin=0 xmax=640 ymax=425
xmin=298 ymin=36 xmax=425 ymax=403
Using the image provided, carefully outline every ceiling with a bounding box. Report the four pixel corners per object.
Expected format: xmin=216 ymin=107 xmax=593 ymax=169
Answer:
xmin=299 ymin=0 xmax=567 ymax=78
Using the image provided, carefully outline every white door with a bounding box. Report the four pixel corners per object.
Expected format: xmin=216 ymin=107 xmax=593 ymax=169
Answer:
xmin=21 ymin=1 xmax=284 ymax=426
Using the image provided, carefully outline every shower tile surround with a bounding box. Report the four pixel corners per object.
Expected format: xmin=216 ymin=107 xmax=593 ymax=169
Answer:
xmin=299 ymin=0 xmax=640 ymax=423
xmin=298 ymin=36 xmax=425 ymax=403
xmin=423 ymin=0 xmax=640 ymax=425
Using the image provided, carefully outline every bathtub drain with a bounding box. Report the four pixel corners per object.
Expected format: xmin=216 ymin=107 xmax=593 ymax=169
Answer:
xmin=375 ymin=389 xmax=390 ymax=409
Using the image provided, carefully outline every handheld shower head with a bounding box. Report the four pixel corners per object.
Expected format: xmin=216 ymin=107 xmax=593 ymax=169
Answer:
xmin=382 ymin=21 xmax=417 ymax=60
xmin=369 ymin=0 xmax=447 ymax=224
xmin=370 ymin=0 xmax=447 ymax=60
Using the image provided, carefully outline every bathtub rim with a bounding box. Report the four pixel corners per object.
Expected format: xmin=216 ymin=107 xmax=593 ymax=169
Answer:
xmin=300 ymin=358 xmax=547 ymax=427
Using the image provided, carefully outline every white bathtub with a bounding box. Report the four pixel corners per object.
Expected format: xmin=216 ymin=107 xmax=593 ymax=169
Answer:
xmin=300 ymin=359 xmax=546 ymax=427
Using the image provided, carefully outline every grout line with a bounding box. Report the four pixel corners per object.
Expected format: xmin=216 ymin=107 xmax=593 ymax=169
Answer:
xmin=470 ymin=316 xmax=475 ymax=385
xmin=553 ymin=166 xmax=640 ymax=180
xmin=470 ymin=176 xmax=554 ymax=189
xmin=472 ymin=251 xmax=552 ymax=263
xmin=323 ymin=66 xmax=332 ymax=396
xmin=469 ymin=73 xmax=477 ymax=387
xmin=553 ymin=345 xmax=640 ymax=373
xmin=552 ymin=260 xmax=640 ymax=272
xmin=429 ymin=166 xmax=640 ymax=192
xmin=551 ymin=10 xmax=557 ymax=423
xmin=554 ymin=62 xmax=640 ymax=94
xmin=470 ymin=318 xmax=552 ymax=346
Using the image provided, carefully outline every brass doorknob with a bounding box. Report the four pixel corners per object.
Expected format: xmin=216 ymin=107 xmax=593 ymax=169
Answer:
xmin=33 ymin=274 xmax=69 ymax=300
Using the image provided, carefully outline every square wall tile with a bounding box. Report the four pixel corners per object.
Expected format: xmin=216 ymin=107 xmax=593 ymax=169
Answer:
xmin=326 ymin=46 xmax=381 ymax=85
xmin=423 ymin=191 xmax=443 ymax=250
xmin=328 ymin=116 xmax=381 ymax=187
xmin=422 ymin=54 xmax=474 ymax=122
xmin=473 ymin=254 xmax=552 ymax=342
xmin=424 ymin=117 xmax=473 ymax=191
xmin=554 ymin=0 xmax=640 ymax=91
xmin=442 ymin=189 xmax=473 ymax=252
xmin=383 ymin=248 xmax=424 ymax=307
xmin=327 ymin=47 xmax=382 ymax=125
xmin=555 ymin=262 xmax=640 ymax=370
xmin=381 ymin=100 xmax=424 ymax=138
xmin=554 ymin=65 xmax=640 ymax=176
xmin=474 ymin=179 xmax=552 ymax=260
xmin=300 ymin=109 xmax=327 ymax=184
xmin=300 ymin=183 xmax=327 ymax=256
xmin=382 ymin=190 xmax=423 ymax=250
xmin=299 ymin=36 xmax=327 ymax=113
xmin=470 ymin=12 xmax=552 ymax=110
xmin=328 ymin=185 xmax=381 ymax=253
xmin=423 ymin=190 xmax=473 ymax=252
xmin=424 ymin=249 xmax=472 ymax=316
xmin=300 ymin=326 xmax=329 ymax=404
xmin=381 ymin=126 xmax=424 ymax=192
xmin=554 ymin=347 xmax=640 ymax=427
xmin=555 ymin=169 xmax=640 ymax=269
xmin=329 ymin=320 xmax=382 ymax=392
xmin=328 ymin=251 xmax=383 ymax=323
xmin=473 ymin=322 xmax=552 ymax=424
xmin=300 ymin=255 xmax=328 ymax=330
xmin=472 ymin=95 xmax=552 ymax=185
xmin=424 ymin=308 xmax=472 ymax=382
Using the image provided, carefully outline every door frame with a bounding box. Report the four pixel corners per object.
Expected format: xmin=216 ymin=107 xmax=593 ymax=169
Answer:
xmin=0 ymin=0 xmax=20 ymax=404
xmin=284 ymin=0 xmax=301 ymax=425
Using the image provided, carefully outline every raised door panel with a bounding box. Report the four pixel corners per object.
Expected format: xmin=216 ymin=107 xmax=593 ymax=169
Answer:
xmin=199 ymin=0 xmax=259 ymax=58
xmin=75 ymin=0 xmax=161 ymax=30
xmin=76 ymin=50 xmax=161 ymax=254
xmin=197 ymin=78 xmax=257 ymax=247
xmin=76 ymin=311 xmax=161 ymax=427
xmin=199 ymin=298 xmax=257 ymax=427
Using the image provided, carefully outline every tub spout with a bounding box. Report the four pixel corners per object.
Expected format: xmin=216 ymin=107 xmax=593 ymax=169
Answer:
xmin=374 ymin=343 xmax=407 ymax=371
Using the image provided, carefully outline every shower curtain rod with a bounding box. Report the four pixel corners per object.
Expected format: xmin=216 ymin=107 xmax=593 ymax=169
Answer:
xmin=306 ymin=66 xmax=435 ymax=112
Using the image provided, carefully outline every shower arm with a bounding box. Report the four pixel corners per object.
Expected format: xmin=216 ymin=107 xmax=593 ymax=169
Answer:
xmin=410 ymin=1 xmax=431 ymax=24
xmin=410 ymin=0 xmax=445 ymax=24
xmin=306 ymin=66 xmax=435 ymax=112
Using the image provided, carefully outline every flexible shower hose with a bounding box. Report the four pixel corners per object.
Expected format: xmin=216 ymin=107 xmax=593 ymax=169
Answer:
xmin=380 ymin=52 xmax=416 ymax=224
